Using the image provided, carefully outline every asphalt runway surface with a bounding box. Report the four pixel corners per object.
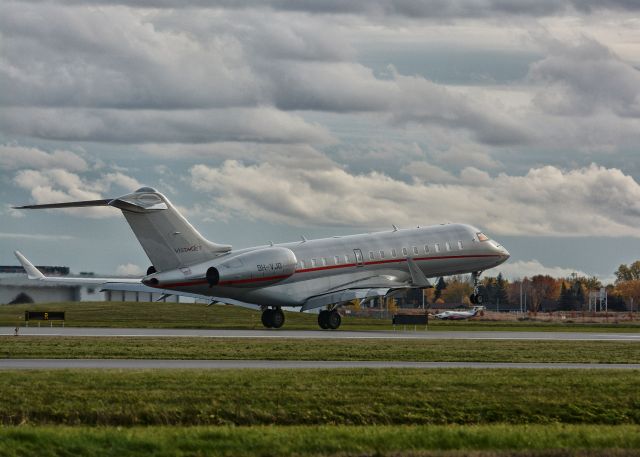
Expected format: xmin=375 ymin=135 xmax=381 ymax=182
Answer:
xmin=2 ymin=359 xmax=640 ymax=370
xmin=1 ymin=326 xmax=639 ymax=340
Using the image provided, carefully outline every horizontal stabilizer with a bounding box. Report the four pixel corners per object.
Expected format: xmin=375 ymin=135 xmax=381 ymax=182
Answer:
xmin=13 ymin=199 xmax=112 ymax=209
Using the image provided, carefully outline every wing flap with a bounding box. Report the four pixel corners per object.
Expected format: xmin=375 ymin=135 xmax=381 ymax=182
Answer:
xmin=301 ymin=287 xmax=391 ymax=311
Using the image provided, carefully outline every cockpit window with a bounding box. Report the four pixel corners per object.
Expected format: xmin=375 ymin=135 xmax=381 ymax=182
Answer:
xmin=477 ymin=232 xmax=489 ymax=242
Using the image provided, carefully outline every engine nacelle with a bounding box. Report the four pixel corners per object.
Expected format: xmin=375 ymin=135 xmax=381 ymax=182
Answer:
xmin=206 ymin=246 xmax=297 ymax=288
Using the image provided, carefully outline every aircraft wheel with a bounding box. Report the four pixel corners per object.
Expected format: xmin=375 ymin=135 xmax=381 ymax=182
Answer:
xmin=327 ymin=310 xmax=341 ymax=330
xmin=271 ymin=308 xmax=285 ymax=329
xmin=476 ymin=294 xmax=483 ymax=304
xmin=318 ymin=310 xmax=330 ymax=329
xmin=469 ymin=294 xmax=477 ymax=305
xmin=261 ymin=309 xmax=275 ymax=328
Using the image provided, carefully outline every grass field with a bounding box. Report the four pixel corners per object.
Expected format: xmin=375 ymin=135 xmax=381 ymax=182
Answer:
xmin=2 ymin=337 xmax=640 ymax=363
xmin=1 ymin=369 xmax=638 ymax=426
xmin=1 ymin=301 xmax=639 ymax=332
xmin=2 ymin=301 xmax=639 ymax=456
xmin=3 ymin=424 xmax=640 ymax=457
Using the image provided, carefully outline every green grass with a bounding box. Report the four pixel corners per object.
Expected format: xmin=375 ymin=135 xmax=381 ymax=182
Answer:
xmin=1 ymin=301 xmax=639 ymax=331
xmin=2 ymin=337 xmax=640 ymax=363
xmin=2 ymin=424 xmax=640 ymax=456
xmin=1 ymin=369 xmax=639 ymax=426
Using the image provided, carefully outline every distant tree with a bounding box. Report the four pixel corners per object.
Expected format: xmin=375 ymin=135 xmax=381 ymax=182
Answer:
xmin=494 ymin=273 xmax=509 ymax=306
xmin=615 ymin=280 xmax=640 ymax=311
xmin=442 ymin=276 xmax=473 ymax=305
xmin=558 ymin=281 xmax=572 ymax=310
xmin=529 ymin=275 xmax=557 ymax=312
xmin=573 ymin=280 xmax=585 ymax=310
xmin=615 ymin=261 xmax=640 ymax=283
xmin=582 ymin=276 xmax=603 ymax=291
xmin=507 ymin=280 xmax=522 ymax=307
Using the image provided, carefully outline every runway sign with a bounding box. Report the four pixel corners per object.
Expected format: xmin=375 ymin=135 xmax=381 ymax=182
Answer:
xmin=25 ymin=311 xmax=65 ymax=321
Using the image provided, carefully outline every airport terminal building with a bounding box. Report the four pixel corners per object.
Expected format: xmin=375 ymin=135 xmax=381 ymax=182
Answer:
xmin=0 ymin=265 xmax=178 ymax=304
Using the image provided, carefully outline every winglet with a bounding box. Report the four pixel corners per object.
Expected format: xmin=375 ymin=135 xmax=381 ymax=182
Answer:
xmin=14 ymin=251 xmax=45 ymax=280
xmin=406 ymin=257 xmax=431 ymax=288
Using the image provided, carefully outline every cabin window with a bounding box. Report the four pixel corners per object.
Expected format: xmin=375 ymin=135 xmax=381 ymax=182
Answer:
xmin=402 ymin=247 xmax=408 ymax=256
xmin=458 ymin=240 xmax=463 ymax=250
xmin=311 ymin=258 xmax=317 ymax=267
xmin=413 ymin=246 xmax=419 ymax=255
xmin=424 ymin=244 xmax=430 ymax=254
xmin=321 ymin=258 xmax=327 ymax=266
xmin=369 ymin=251 xmax=375 ymax=260
xmin=334 ymin=255 xmax=340 ymax=264
xmin=391 ymin=248 xmax=397 ymax=257
xmin=434 ymin=243 xmax=440 ymax=253
xmin=477 ymin=232 xmax=490 ymax=242
xmin=379 ymin=250 xmax=385 ymax=259
xmin=445 ymin=242 xmax=451 ymax=251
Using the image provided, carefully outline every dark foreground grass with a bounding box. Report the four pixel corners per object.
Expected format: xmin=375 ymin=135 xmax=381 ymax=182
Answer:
xmin=2 ymin=424 xmax=640 ymax=457
xmin=1 ymin=369 xmax=639 ymax=426
xmin=2 ymin=337 xmax=640 ymax=364
xmin=1 ymin=301 xmax=639 ymax=331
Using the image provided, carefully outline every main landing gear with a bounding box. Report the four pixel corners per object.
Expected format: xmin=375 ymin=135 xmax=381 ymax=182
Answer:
xmin=318 ymin=309 xmax=341 ymax=330
xmin=469 ymin=271 xmax=483 ymax=305
xmin=261 ymin=307 xmax=285 ymax=329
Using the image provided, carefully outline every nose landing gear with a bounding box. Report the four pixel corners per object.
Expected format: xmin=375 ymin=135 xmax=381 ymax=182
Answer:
xmin=469 ymin=271 xmax=484 ymax=305
xmin=261 ymin=307 xmax=285 ymax=329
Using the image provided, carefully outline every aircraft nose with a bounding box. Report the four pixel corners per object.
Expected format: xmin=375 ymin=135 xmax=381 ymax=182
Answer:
xmin=498 ymin=246 xmax=510 ymax=260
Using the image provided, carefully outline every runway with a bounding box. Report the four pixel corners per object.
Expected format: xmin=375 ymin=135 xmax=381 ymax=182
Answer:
xmin=1 ymin=326 xmax=639 ymax=341
xmin=2 ymin=359 xmax=640 ymax=370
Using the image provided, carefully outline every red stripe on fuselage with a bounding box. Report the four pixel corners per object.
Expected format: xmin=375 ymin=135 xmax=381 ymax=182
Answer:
xmin=157 ymin=253 xmax=501 ymax=289
xmin=161 ymin=274 xmax=292 ymax=289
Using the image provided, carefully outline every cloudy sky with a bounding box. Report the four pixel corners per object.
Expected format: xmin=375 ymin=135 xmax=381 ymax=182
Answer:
xmin=2 ymin=0 xmax=640 ymax=282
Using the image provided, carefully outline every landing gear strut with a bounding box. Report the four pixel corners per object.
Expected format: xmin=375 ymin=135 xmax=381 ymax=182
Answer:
xmin=261 ymin=307 xmax=285 ymax=329
xmin=469 ymin=271 xmax=484 ymax=305
xmin=318 ymin=309 xmax=341 ymax=330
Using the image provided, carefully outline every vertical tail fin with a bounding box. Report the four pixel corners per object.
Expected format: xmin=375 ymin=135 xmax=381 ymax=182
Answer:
xmin=109 ymin=188 xmax=231 ymax=271
xmin=14 ymin=187 xmax=231 ymax=272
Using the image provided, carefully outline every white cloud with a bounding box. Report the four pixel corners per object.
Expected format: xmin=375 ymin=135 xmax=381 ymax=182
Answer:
xmin=116 ymin=263 xmax=144 ymax=276
xmin=0 ymin=107 xmax=333 ymax=144
xmin=190 ymin=160 xmax=640 ymax=238
xmin=529 ymin=37 xmax=640 ymax=118
xmin=0 ymin=145 xmax=88 ymax=171
xmin=495 ymin=260 xmax=590 ymax=280
xmin=12 ymin=168 xmax=142 ymax=218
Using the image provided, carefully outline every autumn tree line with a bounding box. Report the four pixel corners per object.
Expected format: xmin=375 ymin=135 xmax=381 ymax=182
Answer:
xmin=420 ymin=261 xmax=640 ymax=312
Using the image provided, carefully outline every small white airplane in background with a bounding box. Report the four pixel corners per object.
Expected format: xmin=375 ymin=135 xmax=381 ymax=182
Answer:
xmin=434 ymin=306 xmax=485 ymax=320
xmin=13 ymin=187 xmax=509 ymax=330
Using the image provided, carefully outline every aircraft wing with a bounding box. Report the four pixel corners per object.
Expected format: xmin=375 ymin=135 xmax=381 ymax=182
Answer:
xmin=300 ymin=267 xmax=433 ymax=312
xmin=99 ymin=283 xmax=261 ymax=309
xmin=15 ymin=251 xmax=261 ymax=309
xmin=14 ymin=251 xmax=141 ymax=284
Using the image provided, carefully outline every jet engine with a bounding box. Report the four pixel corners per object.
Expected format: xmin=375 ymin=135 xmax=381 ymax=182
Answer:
xmin=205 ymin=246 xmax=297 ymax=288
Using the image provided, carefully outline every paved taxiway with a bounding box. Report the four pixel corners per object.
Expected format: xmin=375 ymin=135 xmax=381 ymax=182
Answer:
xmin=1 ymin=327 xmax=639 ymax=340
xmin=1 ymin=359 xmax=640 ymax=370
